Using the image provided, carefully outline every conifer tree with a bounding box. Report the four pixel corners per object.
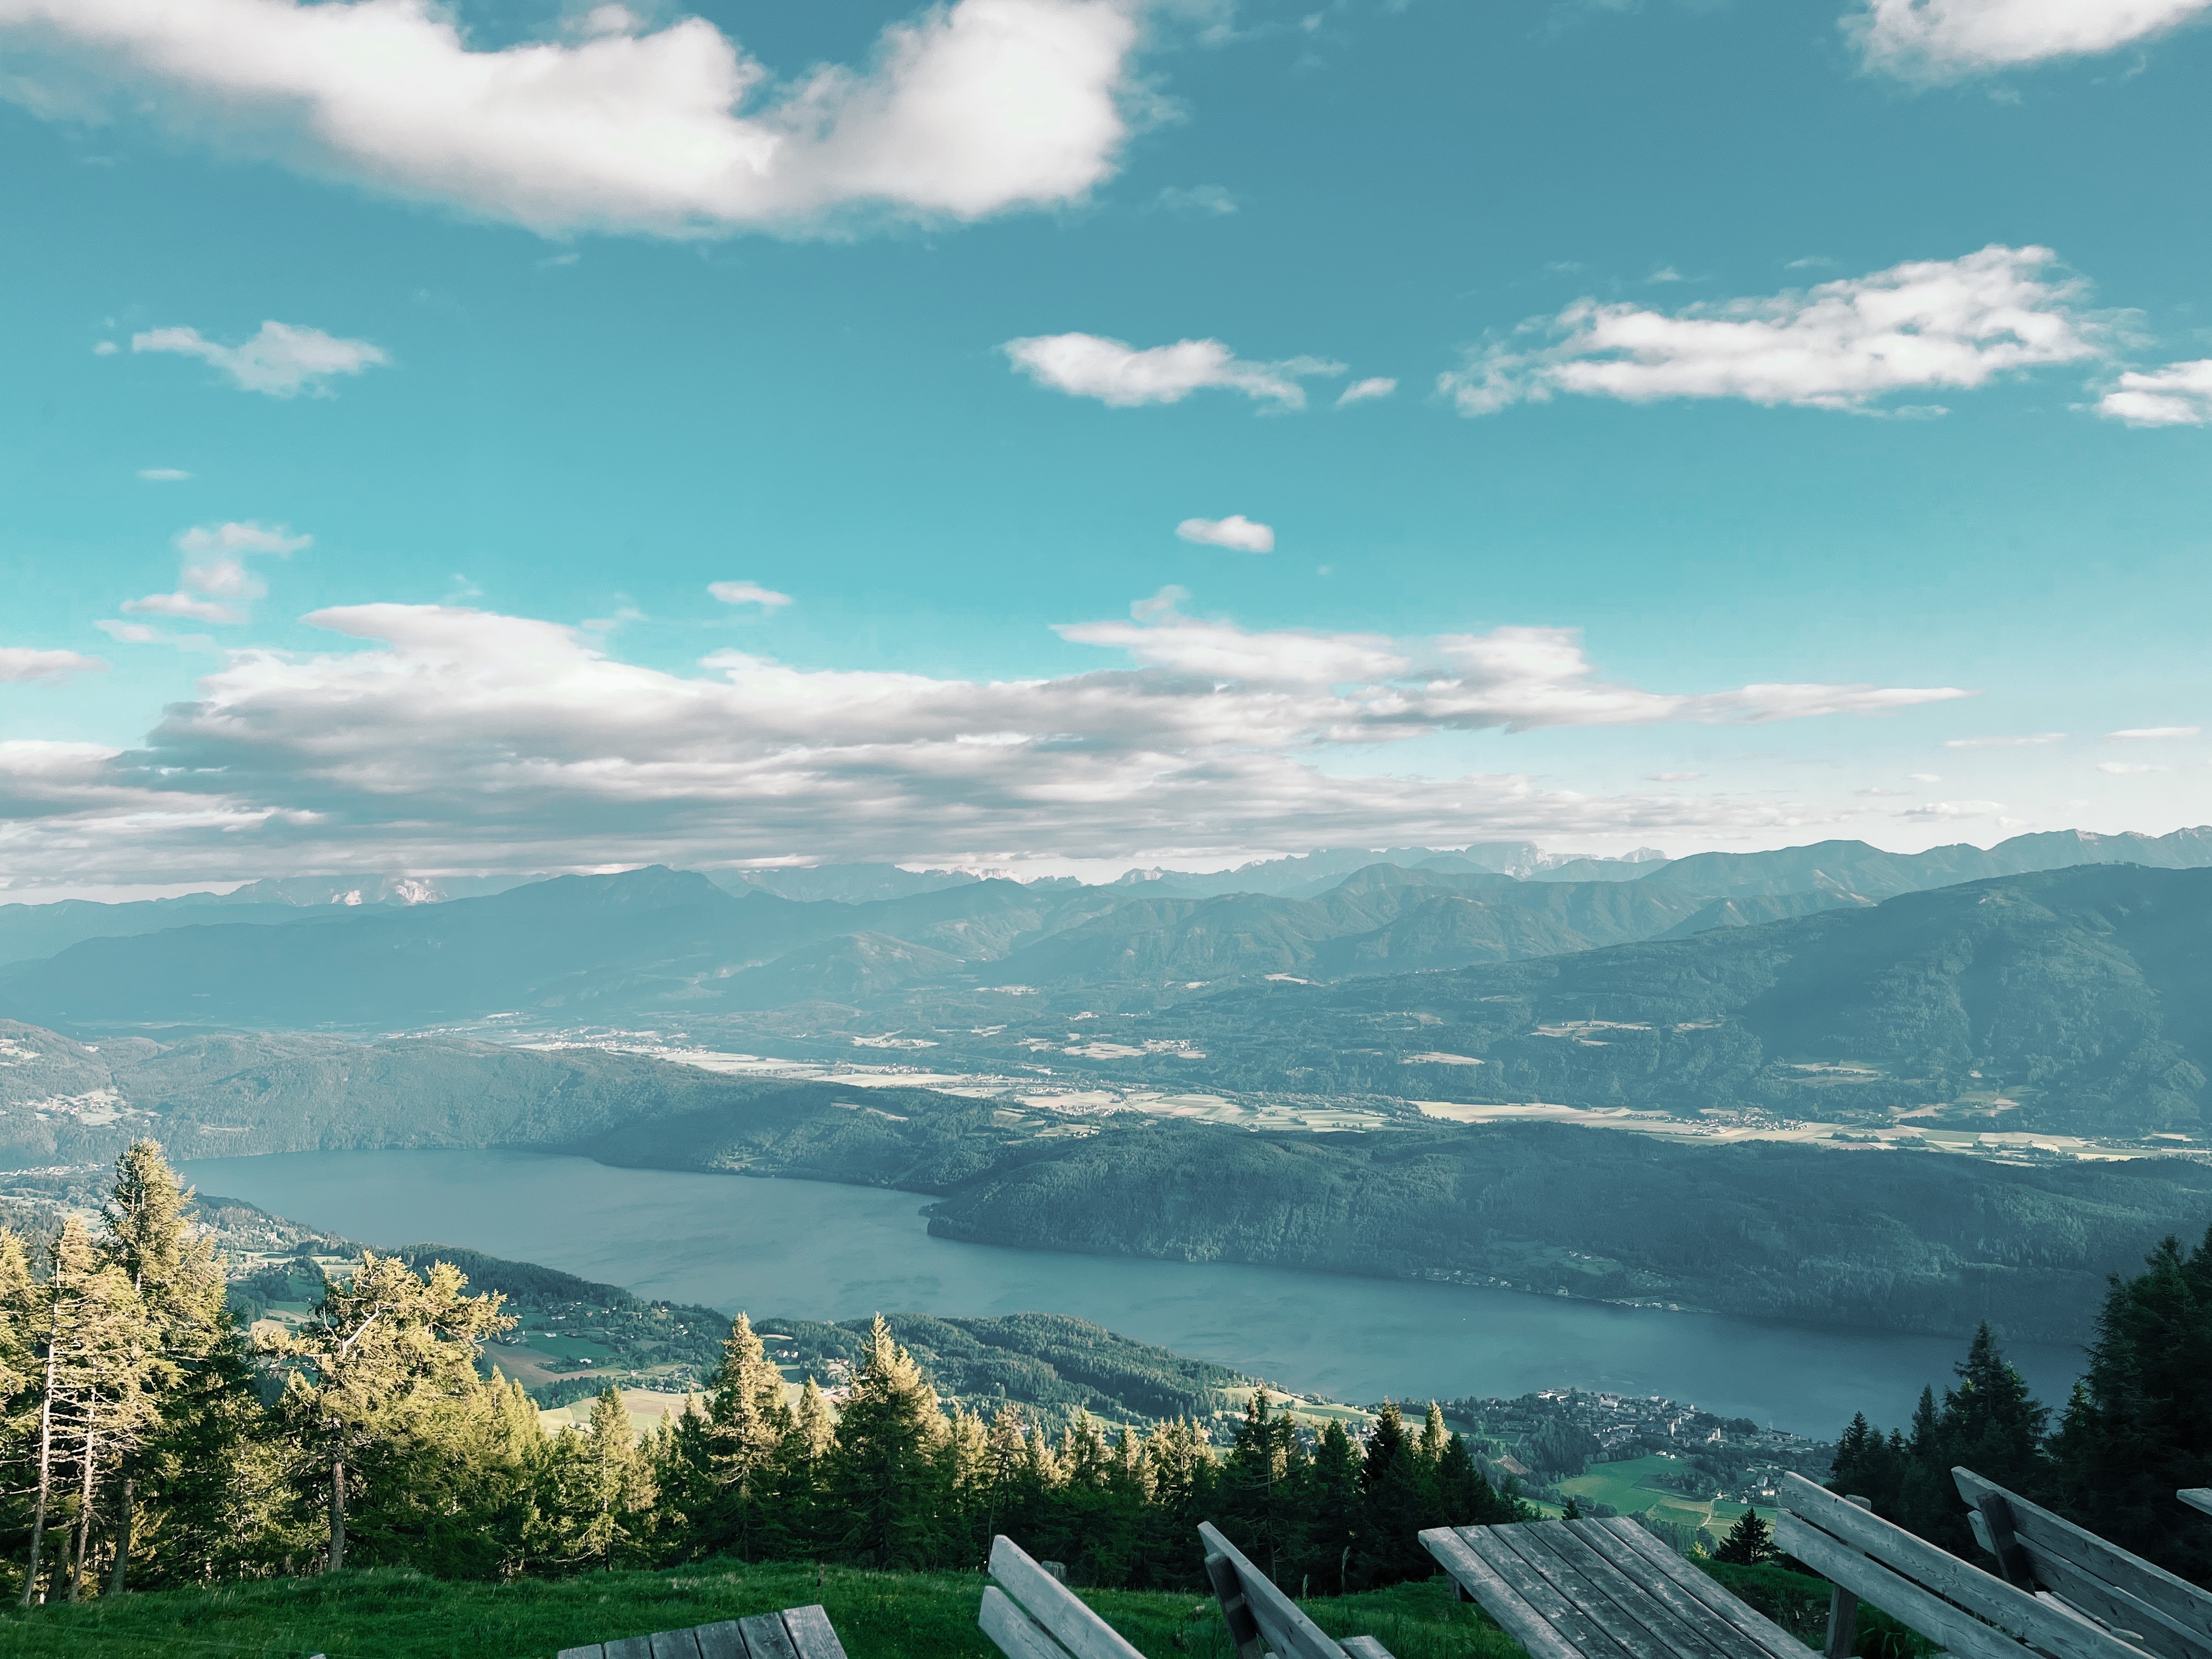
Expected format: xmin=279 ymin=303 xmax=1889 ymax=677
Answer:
xmin=1356 ymin=1400 xmax=1433 ymax=1589
xmin=1306 ymin=1418 xmax=1361 ymax=1595
xmin=1714 ymin=1506 xmax=1774 ymax=1565
xmin=1417 ymin=1402 xmax=1450 ymax=1469
xmin=260 ymin=1251 xmax=511 ymax=1571
xmin=701 ymin=1314 xmax=794 ymax=1559
xmin=824 ymin=1316 xmax=946 ymax=1568
xmin=583 ymin=1388 xmax=656 ymax=1569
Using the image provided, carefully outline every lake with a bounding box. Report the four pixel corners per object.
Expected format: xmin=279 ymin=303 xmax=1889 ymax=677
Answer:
xmin=182 ymin=1147 xmax=2085 ymax=1436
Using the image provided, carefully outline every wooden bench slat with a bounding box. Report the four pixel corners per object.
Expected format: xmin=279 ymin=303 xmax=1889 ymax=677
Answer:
xmin=1198 ymin=1521 xmax=1344 ymax=1659
xmin=2010 ymin=1536 xmax=2212 ymax=1659
xmin=1773 ymin=1510 xmax=2024 ymax=1659
xmin=558 ymin=1647 xmax=607 ymax=1659
xmin=1460 ymin=1525 xmax=1645 ymax=1659
xmin=778 ymin=1606 xmax=848 ymax=1659
xmin=606 ymin=1638 xmax=655 ymax=1659
xmin=1955 ymin=1470 xmax=2212 ymax=1646
xmin=1545 ymin=1521 xmax=1749 ymax=1659
xmin=740 ymin=1612 xmax=800 ymax=1659
xmin=649 ymin=1630 xmax=703 ymax=1659
xmin=1341 ymin=1639 xmax=1395 ymax=1659
xmin=983 ymin=1584 xmax=1075 ymax=1659
xmin=990 ymin=1536 xmax=1147 ymax=1659
xmin=2181 ymin=1491 xmax=2212 ymax=1520
xmin=1566 ymin=1519 xmax=1781 ymax=1659
xmin=1420 ymin=1526 xmax=1587 ymax=1659
xmin=1594 ymin=1517 xmax=1807 ymax=1659
xmin=1489 ymin=1524 xmax=1718 ymax=1659
xmin=693 ymin=1622 xmax=747 ymax=1659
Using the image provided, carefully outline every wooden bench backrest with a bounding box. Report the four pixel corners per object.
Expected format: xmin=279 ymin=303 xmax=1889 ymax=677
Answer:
xmin=1198 ymin=1521 xmax=1367 ymax=1659
xmin=981 ymin=1535 xmax=1147 ymax=1659
xmin=1952 ymin=1469 xmax=2212 ymax=1659
xmin=1775 ymin=1472 xmax=2150 ymax=1659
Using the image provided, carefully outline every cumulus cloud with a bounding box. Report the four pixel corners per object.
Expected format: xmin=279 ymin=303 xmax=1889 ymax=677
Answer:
xmin=1175 ymin=515 xmax=1274 ymax=552
xmin=0 ymin=0 xmax=1142 ymax=236
xmin=138 ymin=467 xmax=191 ymax=482
xmin=133 ymin=320 xmax=389 ymax=396
xmin=1003 ymin=333 xmax=1346 ymax=410
xmin=0 ymin=595 xmax=1973 ymax=880
xmin=1940 ymin=731 xmax=2064 ymax=747
xmin=709 ymin=580 xmax=793 ymax=608
xmin=0 ymin=647 xmax=106 ymax=684
xmin=117 ymin=520 xmax=311 ymax=628
xmin=2096 ymin=359 xmax=2212 ymax=427
xmin=2106 ymin=725 xmax=2199 ymax=740
xmin=1900 ymin=799 xmax=2006 ymax=818
xmin=1847 ymin=0 xmax=2212 ymax=79
xmin=1441 ymin=246 xmax=2100 ymax=416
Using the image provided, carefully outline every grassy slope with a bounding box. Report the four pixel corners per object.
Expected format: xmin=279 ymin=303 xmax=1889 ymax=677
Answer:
xmin=0 ymin=1562 xmax=1524 ymax=1659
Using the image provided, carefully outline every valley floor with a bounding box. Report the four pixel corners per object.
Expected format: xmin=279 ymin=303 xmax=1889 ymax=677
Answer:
xmin=0 ymin=1560 xmax=1517 ymax=1659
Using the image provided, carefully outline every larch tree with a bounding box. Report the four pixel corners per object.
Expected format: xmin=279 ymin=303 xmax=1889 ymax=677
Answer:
xmin=259 ymin=1251 xmax=512 ymax=1571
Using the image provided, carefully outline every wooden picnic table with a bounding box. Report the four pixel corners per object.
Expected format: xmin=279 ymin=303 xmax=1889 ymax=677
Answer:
xmin=1421 ymin=1516 xmax=1804 ymax=1659
xmin=558 ymin=1605 xmax=848 ymax=1659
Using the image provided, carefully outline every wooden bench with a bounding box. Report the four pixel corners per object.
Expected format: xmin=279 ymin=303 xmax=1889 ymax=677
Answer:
xmin=1953 ymin=1468 xmax=2212 ymax=1659
xmin=1421 ymin=1514 xmax=1805 ymax=1659
xmin=2180 ymin=1491 xmax=2211 ymax=1521
xmin=558 ymin=1605 xmax=848 ymax=1659
xmin=1773 ymin=1470 xmax=2157 ymax=1659
xmin=979 ymin=1533 xmax=1148 ymax=1659
xmin=1200 ymin=1520 xmax=1397 ymax=1659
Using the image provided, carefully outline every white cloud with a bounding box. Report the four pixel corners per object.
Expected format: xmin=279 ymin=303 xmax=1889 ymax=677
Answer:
xmin=1899 ymin=799 xmax=2006 ymax=818
xmin=708 ymin=580 xmax=793 ymax=608
xmin=1442 ymin=246 xmax=2100 ymax=416
xmin=1175 ymin=515 xmax=1274 ymax=552
xmin=2096 ymin=359 xmax=2212 ymax=427
xmin=1647 ymin=771 xmax=1704 ymax=781
xmin=1153 ymin=184 xmax=1237 ymax=216
xmin=0 ymin=647 xmax=106 ymax=683
xmin=177 ymin=521 xmax=313 ymax=556
xmin=1847 ymin=0 xmax=2212 ymax=78
xmin=117 ymin=520 xmax=309 ymax=627
xmin=0 ymin=0 xmax=1142 ymax=236
xmin=2106 ymin=725 xmax=2199 ymax=740
xmin=0 ymin=595 xmax=1975 ymax=880
xmin=1940 ymin=731 xmax=2064 ymax=747
xmin=1003 ymin=333 xmax=1346 ymax=410
xmin=1909 ymin=771 xmax=1942 ymax=781
xmin=92 ymin=340 xmax=119 ymax=356
xmin=2097 ymin=761 xmax=2171 ymax=775
xmin=132 ymin=320 xmax=390 ymax=397
xmin=1335 ymin=376 xmax=1397 ymax=408
xmin=137 ymin=467 xmax=191 ymax=482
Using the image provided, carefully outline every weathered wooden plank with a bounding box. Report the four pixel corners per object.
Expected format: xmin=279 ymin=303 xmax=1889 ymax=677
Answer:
xmin=1545 ymin=1520 xmax=1749 ymax=1659
xmin=983 ymin=1584 xmax=1076 ymax=1659
xmin=1341 ymin=1638 xmax=1397 ymax=1659
xmin=992 ymin=1536 xmax=1148 ymax=1659
xmin=606 ymin=1638 xmax=656 ymax=1659
xmin=649 ymin=1630 xmax=703 ymax=1659
xmin=557 ymin=1646 xmax=606 ymax=1659
xmin=1197 ymin=1522 xmax=1343 ymax=1659
xmin=2181 ymin=1492 xmax=2212 ymax=1519
xmin=1418 ymin=1527 xmax=1585 ymax=1659
xmin=777 ymin=1606 xmax=847 ymax=1659
xmin=1781 ymin=1473 xmax=2146 ymax=1659
xmin=1492 ymin=1523 xmax=1722 ymax=1659
xmin=1566 ymin=1519 xmax=1778 ymax=1659
xmin=692 ymin=1621 xmax=747 ymax=1659
xmin=2011 ymin=1540 xmax=2206 ymax=1659
xmin=1772 ymin=1511 xmax=2028 ymax=1659
xmin=1594 ymin=1518 xmax=1807 ymax=1659
xmin=1460 ymin=1525 xmax=1641 ymax=1659
xmin=1205 ymin=1547 xmax=1271 ymax=1659
xmin=1954 ymin=1470 xmax=2212 ymax=1645
xmin=740 ymin=1612 xmax=802 ymax=1659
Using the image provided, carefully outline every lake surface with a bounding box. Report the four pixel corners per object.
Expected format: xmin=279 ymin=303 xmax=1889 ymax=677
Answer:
xmin=183 ymin=1148 xmax=2085 ymax=1436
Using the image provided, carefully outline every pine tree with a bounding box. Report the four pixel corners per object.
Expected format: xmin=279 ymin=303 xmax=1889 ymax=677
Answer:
xmin=701 ymin=1314 xmax=794 ymax=1559
xmin=1435 ymin=1431 xmax=1515 ymax=1527
xmin=823 ymin=1316 xmax=946 ymax=1568
xmin=1714 ymin=1506 xmax=1774 ymax=1565
xmin=260 ymin=1251 xmax=511 ymax=1571
xmin=1356 ymin=1401 xmax=1432 ymax=1589
xmin=1306 ymin=1418 xmax=1361 ymax=1595
xmin=584 ymin=1389 xmax=656 ymax=1569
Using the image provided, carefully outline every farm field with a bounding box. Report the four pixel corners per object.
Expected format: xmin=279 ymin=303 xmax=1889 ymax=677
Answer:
xmin=1555 ymin=1454 xmax=1751 ymax=1533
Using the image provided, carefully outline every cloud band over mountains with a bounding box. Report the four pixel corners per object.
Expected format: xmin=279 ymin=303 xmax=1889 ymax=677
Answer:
xmin=0 ymin=593 xmax=1970 ymax=883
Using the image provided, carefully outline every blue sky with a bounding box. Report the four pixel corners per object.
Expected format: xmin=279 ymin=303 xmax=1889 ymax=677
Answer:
xmin=2 ymin=0 xmax=2210 ymax=893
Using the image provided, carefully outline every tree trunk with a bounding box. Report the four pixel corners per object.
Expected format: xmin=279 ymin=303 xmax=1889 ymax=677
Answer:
xmin=67 ymin=1432 xmax=98 ymax=1601
xmin=108 ymin=1470 xmax=133 ymax=1596
xmin=329 ymin=1455 xmax=346 ymax=1572
xmin=19 ymin=1323 xmax=59 ymax=1607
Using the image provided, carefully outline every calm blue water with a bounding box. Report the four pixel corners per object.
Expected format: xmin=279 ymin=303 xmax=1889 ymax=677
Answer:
xmin=182 ymin=1148 xmax=2084 ymax=1437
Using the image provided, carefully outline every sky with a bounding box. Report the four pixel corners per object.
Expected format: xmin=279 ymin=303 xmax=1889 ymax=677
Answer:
xmin=2 ymin=0 xmax=2210 ymax=894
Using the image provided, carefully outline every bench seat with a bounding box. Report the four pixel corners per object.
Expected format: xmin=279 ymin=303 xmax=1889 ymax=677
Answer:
xmin=559 ymin=1605 xmax=848 ymax=1659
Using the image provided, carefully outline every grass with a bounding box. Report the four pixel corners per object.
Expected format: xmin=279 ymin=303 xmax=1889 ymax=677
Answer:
xmin=0 ymin=1561 xmax=1523 ymax=1659
xmin=1556 ymin=1454 xmax=1749 ymax=1530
